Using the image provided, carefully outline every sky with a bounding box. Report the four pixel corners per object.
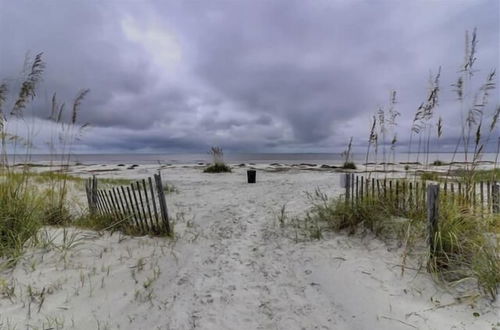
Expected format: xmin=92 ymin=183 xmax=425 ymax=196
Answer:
xmin=0 ymin=0 xmax=499 ymax=154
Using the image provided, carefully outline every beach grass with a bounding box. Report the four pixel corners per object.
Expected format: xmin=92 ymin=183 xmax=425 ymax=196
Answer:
xmin=204 ymin=146 xmax=231 ymax=173
xmin=454 ymin=168 xmax=499 ymax=182
xmin=0 ymin=174 xmax=45 ymax=261
xmin=203 ymin=163 xmax=232 ymax=173
xmin=304 ymin=180 xmax=499 ymax=300
xmin=341 ymin=162 xmax=357 ymax=170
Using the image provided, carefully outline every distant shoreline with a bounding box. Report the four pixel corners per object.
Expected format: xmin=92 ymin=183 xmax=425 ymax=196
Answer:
xmin=5 ymin=152 xmax=499 ymax=166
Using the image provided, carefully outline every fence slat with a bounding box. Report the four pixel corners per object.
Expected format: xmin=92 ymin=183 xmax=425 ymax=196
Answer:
xmin=355 ymin=176 xmax=359 ymax=203
xmin=395 ymin=181 xmax=399 ymax=209
xmin=427 ymin=184 xmax=440 ymax=257
xmin=142 ymin=179 xmax=155 ymax=231
xmin=106 ymin=190 xmax=121 ymax=220
xmin=91 ymin=176 xmax=98 ymax=214
xmin=345 ymin=173 xmax=350 ymax=203
xmin=359 ymin=176 xmax=365 ymax=201
xmin=115 ymin=187 xmax=130 ymax=222
xmin=126 ymin=186 xmax=143 ymax=230
xmin=384 ymin=179 xmax=388 ymax=199
xmin=371 ymin=178 xmax=375 ymax=200
xmin=154 ymin=173 xmax=171 ymax=235
xmin=130 ymin=184 xmax=146 ymax=232
xmin=493 ymin=183 xmax=499 ymax=213
xmin=352 ymin=174 xmax=355 ymax=206
xmin=365 ymin=177 xmax=369 ymax=200
xmin=85 ymin=182 xmax=92 ymax=212
xmin=97 ymin=189 xmax=109 ymax=215
xmin=458 ymin=182 xmax=462 ymax=201
xmin=112 ymin=188 xmax=125 ymax=220
xmin=121 ymin=186 xmax=139 ymax=228
xmin=98 ymin=190 xmax=111 ymax=215
xmin=402 ymin=181 xmax=406 ymax=211
xmin=148 ymin=177 xmax=161 ymax=228
xmin=135 ymin=181 xmax=150 ymax=232
xmin=487 ymin=182 xmax=492 ymax=212
xmin=472 ymin=183 xmax=477 ymax=211
xmin=480 ymin=181 xmax=484 ymax=214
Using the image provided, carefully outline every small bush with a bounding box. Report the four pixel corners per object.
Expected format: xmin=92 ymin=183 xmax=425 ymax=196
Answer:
xmin=203 ymin=163 xmax=231 ymax=173
xmin=341 ymin=162 xmax=357 ymax=170
xmin=432 ymin=160 xmax=445 ymax=166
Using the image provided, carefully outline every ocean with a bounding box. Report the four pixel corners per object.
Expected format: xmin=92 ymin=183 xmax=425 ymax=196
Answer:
xmin=18 ymin=152 xmax=499 ymax=165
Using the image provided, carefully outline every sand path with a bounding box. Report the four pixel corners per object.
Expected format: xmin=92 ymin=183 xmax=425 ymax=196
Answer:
xmin=161 ymin=170 xmax=343 ymax=329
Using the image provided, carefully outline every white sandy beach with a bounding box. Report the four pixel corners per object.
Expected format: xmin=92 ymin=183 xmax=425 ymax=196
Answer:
xmin=0 ymin=164 xmax=498 ymax=329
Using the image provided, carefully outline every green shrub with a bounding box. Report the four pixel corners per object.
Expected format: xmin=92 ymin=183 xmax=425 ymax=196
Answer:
xmin=203 ymin=163 xmax=232 ymax=173
xmin=432 ymin=160 xmax=445 ymax=166
xmin=341 ymin=162 xmax=357 ymax=170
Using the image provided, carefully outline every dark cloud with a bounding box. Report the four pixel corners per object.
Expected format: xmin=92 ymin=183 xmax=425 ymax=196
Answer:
xmin=0 ymin=0 xmax=498 ymax=153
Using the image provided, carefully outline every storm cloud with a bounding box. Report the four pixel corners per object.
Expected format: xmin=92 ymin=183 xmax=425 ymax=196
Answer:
xmin=0 ymin=0 xmax=498 ymax=153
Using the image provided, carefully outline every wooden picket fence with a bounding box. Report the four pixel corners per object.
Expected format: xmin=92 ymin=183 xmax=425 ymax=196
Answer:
xmin=85 ymin=173 xmax=171 ymax=235
xmin=343 ymin=173 xmax=500 ymax=215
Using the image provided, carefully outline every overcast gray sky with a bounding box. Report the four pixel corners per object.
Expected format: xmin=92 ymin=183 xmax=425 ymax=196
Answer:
xmin=0 ymin=0 xmax=498 ymax=153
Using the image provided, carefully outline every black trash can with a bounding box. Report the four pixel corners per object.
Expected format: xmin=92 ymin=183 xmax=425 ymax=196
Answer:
xmin=247 ymin=170 xmax=256 ymax=183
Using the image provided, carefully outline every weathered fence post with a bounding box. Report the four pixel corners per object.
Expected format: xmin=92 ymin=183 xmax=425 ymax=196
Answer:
xmin=88 ymin=175 xmax=98 ymax=215
xmin=487 ymin=182 xmax=492 ymax=212
xmin=480 ymin=181 xmax=484 ymax=215
xmin=350 ymin=173 xmax=354 ymax=207
xmin=492 ymin=183 xmax=500 ymax=214
xmin=427 ymin=184 xmax=440 ymax=257
xmin=359 ymin=176 xmax=365 ymax=201
xmin=345 ymin=173 xmax=350 ymax=203
xmin=355 ymin=176 xmax=359 ymax=204
xmin=154 ymin=172 xmax=171 ymax=235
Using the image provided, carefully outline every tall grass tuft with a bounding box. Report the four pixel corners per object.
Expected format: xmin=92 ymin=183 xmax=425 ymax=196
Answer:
xmin=364 ymin=115 xmax=377 ymax=173
xmin=341 ymin=137 xmax=356 ymax=169
xmin=204 ymin=146 xmax=231 ymax=173
xmin=0 ymin=175 xmax=44 ymax=261
xmin=0 ymin=53 xmax=90 ymax=261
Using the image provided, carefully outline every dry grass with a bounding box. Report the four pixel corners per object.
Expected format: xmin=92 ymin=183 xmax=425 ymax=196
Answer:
xmin=305 ymin=178 xmax=499 ymax=300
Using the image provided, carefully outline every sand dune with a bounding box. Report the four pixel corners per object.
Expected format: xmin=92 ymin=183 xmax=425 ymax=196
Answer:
xmin=0 ymin=165 xmax=497 ymax=329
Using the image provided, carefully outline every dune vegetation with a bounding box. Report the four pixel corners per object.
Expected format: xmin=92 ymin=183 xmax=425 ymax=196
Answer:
xmin=303 ymin=29 xmax=499 ymax=300
xmin=204 ymin=146 xmax=232 ymax=173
